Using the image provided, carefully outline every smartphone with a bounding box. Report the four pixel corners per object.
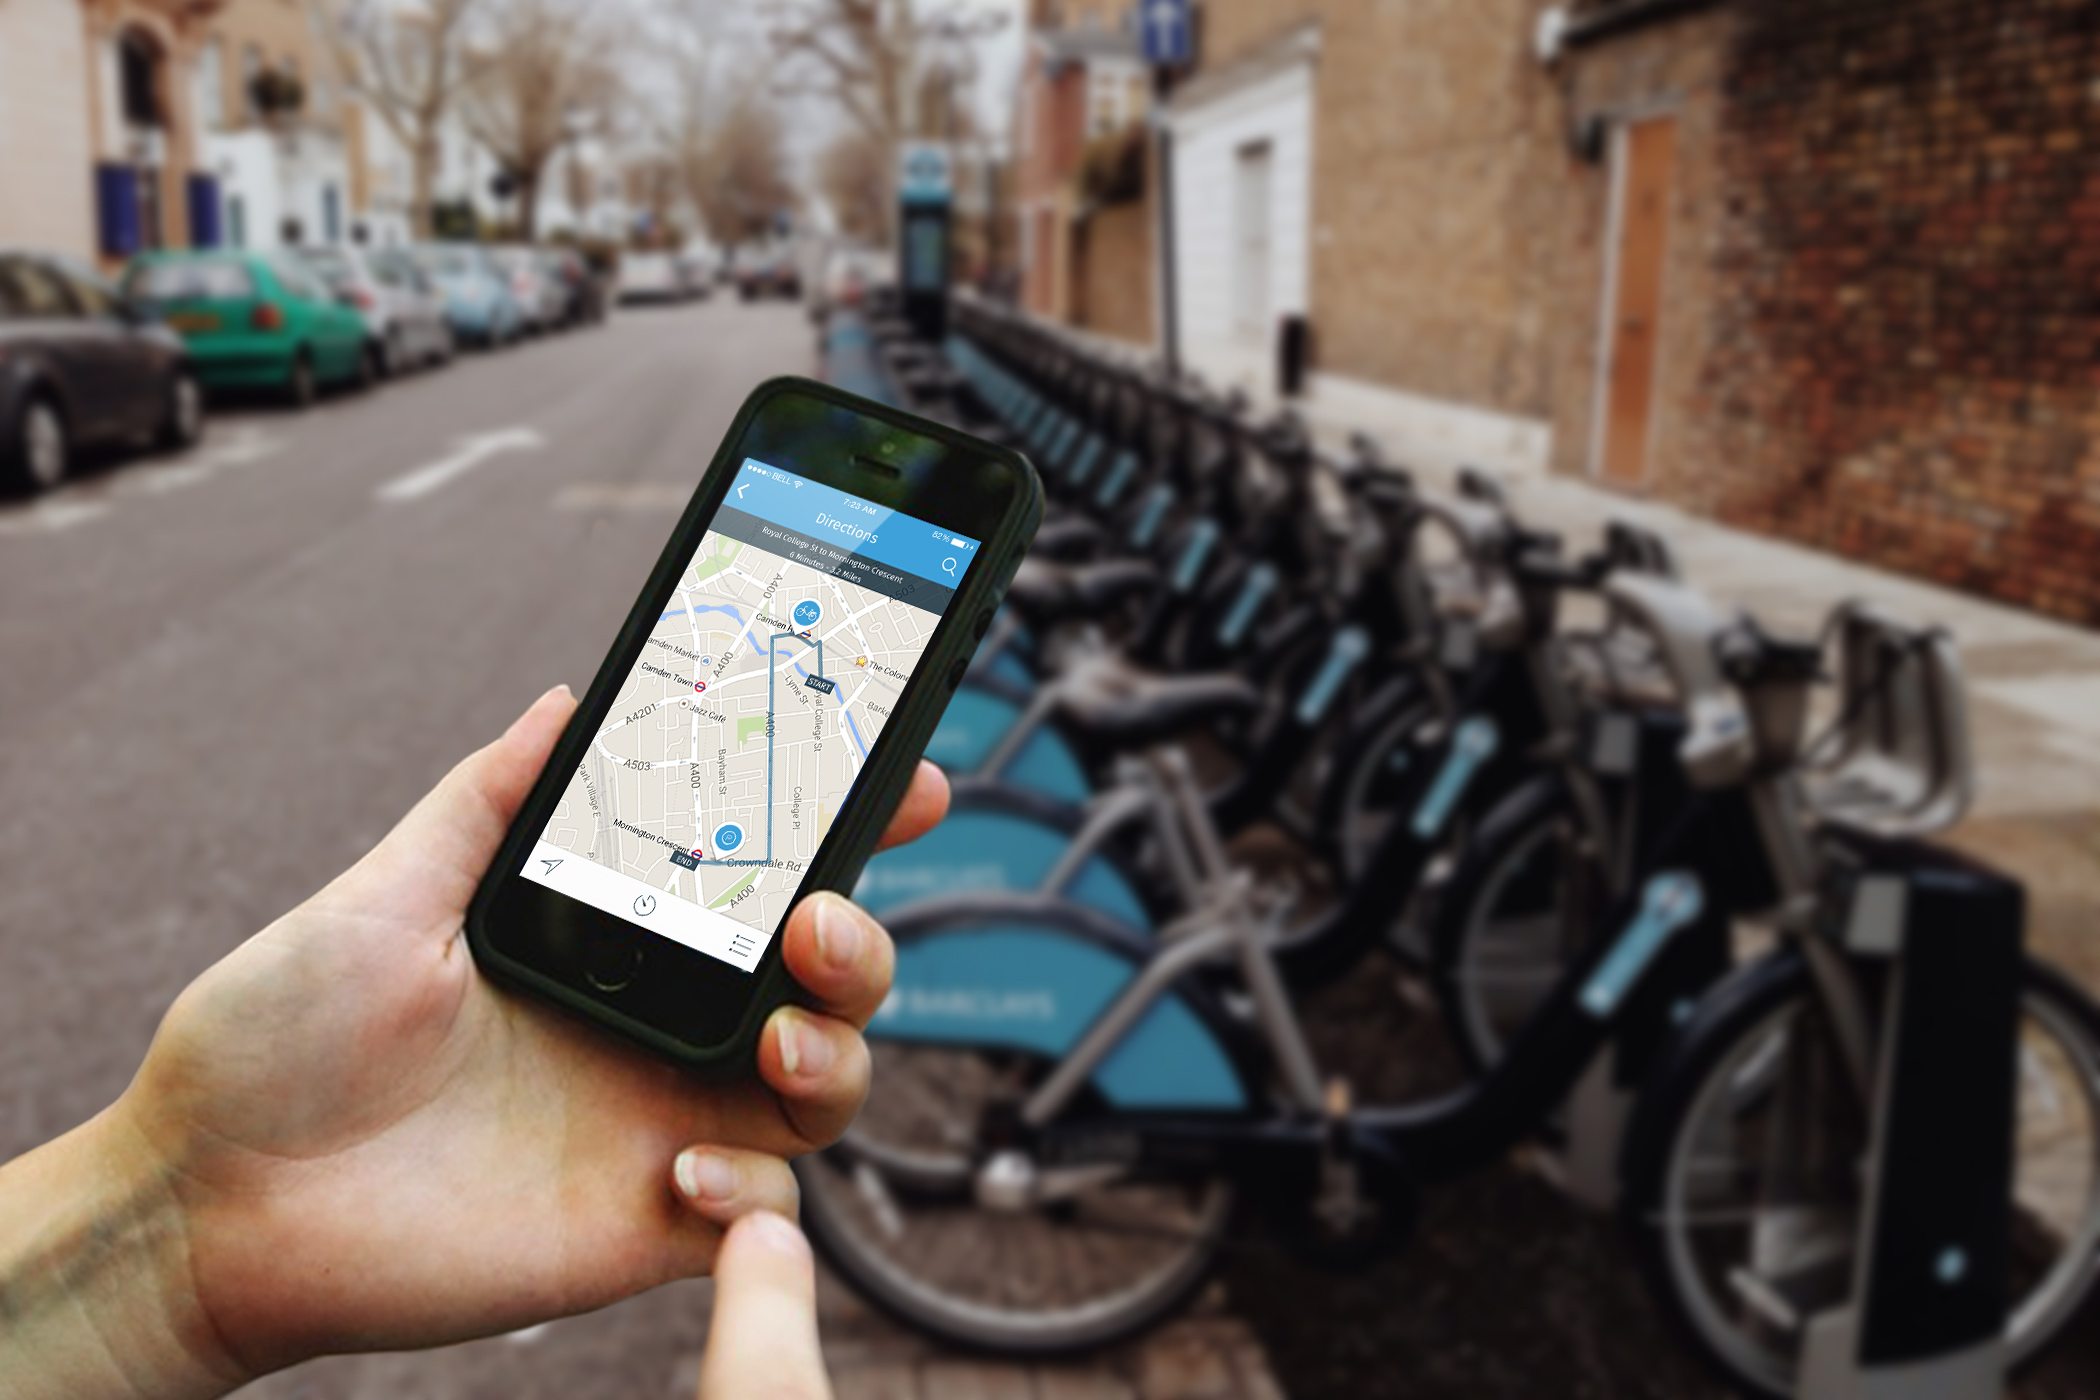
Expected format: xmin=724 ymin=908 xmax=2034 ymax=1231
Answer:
xmin=466 ymin=377 xmax=1041 ymax=1069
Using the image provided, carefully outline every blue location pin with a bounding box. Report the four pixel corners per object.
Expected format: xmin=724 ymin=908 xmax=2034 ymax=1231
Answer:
xmin=793 ymin=600 xmax=822 ymax=629
xmin=713 ymin=823 xmax=745 ymax=854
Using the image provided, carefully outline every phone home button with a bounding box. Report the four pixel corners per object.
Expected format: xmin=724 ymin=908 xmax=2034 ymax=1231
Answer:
xmin=584 ymin=935 xmax=643 ymax=993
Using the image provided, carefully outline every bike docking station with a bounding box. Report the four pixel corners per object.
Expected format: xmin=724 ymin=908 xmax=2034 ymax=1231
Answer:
xmin=809 ymin=306 xmax=2100 ymax=1390
xmin=1796 ymin=833 xmax=2023 ymax=1400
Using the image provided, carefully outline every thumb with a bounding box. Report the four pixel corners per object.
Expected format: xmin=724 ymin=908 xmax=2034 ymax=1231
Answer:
xmin=699 ymin=1212 xmax=832 ymax=1400
xmin=325 ymin=685 xmax=577 ymax=927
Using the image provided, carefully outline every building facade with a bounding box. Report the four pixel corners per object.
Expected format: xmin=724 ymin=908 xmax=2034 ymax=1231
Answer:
xmin=0 ymin=0 xmax=231 ymax=264
xmin=1013 ymin=0 xmax=1155 ymax=345
xmin=1015 ymin=0 xmax=2100 ymax=625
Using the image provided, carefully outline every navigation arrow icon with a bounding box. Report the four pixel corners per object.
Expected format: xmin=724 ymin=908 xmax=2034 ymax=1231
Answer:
xmin=541 ymin=858 xmax=562 ymax=875
xmin=738 ymin=484 xmax=750 ymax=499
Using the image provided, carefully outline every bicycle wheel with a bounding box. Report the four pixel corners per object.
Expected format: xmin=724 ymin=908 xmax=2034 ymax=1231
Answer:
xmin=1427 ymin=778 xmax=1596 ymax=1073
xmin=1325 ymin=689 xmax=1441 ymax=884
xmin=1622 ymin=953 xmax=2100 ymax=1397
xmin=798 ymin=1040 xmax=1234 ymax=1355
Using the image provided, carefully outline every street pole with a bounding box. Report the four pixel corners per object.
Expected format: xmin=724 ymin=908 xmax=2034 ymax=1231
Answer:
xmin=1152 ymin=65 xmax=1179 ymax=376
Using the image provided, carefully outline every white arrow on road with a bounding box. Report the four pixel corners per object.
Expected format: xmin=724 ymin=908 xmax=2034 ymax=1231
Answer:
xmin=378 ymin=427 xmax=545 ymax=503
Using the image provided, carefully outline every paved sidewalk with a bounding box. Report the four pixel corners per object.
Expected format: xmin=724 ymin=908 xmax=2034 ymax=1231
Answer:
xmin=817 ymin=1272 xmax=1282 ymax=1400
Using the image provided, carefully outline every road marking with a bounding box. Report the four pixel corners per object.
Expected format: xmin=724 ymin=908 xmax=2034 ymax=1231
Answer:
xmin=0 ymin=424 xmax=284 ymax=536
xmin=378 ymin=427 xmax=544 ymax=502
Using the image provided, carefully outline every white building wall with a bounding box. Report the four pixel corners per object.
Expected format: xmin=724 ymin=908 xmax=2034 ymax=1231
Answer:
xmin=0 ymin=0 xmax=95 ymax=257
xmin=1167 ymin=61 xmax=1313 ymax=397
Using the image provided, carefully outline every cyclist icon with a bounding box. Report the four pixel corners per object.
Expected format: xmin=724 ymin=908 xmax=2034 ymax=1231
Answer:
xmin=792 ymin=600 xmax=822 ymax=629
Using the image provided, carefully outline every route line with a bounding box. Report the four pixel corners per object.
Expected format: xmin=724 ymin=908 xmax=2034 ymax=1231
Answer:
xmin=696 ymin=630 xmax=823 ymax=869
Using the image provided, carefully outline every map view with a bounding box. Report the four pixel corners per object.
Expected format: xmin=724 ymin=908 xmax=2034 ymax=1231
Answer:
xmin=523 ymin=458 xmax=973 ymax=972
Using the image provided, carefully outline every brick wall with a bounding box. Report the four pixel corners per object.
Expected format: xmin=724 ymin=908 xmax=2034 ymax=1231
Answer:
xmin=1073 ymin=198 xmax=1155 ymax=343
xmin=1690 ymin=0 xmax=2100 ymax=622
xmin=1192 ymin=0 xmax=1568 ymax=420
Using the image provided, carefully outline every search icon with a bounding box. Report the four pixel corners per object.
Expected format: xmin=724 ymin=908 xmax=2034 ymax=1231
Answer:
xmin=941 ymin=558 xmax=958 ymax=577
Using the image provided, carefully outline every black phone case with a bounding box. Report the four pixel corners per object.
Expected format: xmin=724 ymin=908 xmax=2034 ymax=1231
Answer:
xmin=464 ymin=375 xmax=1042 ymax=1071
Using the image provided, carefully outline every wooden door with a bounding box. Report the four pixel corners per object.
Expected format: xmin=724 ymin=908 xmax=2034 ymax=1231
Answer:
xmin=1599 ymin=116 xmax=1676 ymax=486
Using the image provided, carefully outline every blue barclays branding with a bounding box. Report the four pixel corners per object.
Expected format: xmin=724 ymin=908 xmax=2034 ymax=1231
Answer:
xmin=1295 ymin=626 xmax=1372 ymax=725
xmin=1411 ymin=716 xmax=1500 ymax=838
xmin=1579 ymin=872 xmax=1706 ymax=1018
xmin=876 ymin=986 xmax=1058 ymax=1023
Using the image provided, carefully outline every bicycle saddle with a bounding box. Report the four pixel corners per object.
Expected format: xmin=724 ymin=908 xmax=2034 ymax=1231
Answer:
xmin=1006 ymin=556 xmax=1159 ymax=621
xmin=1052 ymin=652 xmax=1260 ymax=743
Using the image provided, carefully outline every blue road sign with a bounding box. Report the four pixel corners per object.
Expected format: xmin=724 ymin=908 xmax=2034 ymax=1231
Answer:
xmin=793 ymin=599 xmax=822 ymax=628
xmin=1140 ymin=0 xmax=1192 ymax=66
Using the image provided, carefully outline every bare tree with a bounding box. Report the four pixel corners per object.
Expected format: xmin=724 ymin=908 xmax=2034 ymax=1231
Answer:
xmin=314 ymin=0 xmax=488 ymax=238
xmin=818 ymin=129 xmax=888 ymax=243
xmin=459 ymin=0 xmax=615 ymax=241
xmin=689 ymin=91 xmax=797 ymax=248
xmin=767 ymin=0 xmax=1001 ymax=243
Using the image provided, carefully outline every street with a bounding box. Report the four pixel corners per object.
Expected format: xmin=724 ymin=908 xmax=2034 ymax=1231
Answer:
xmin=0 ymin=300 xmax=786 ymax=1397
xmin=0 ymin=298 xmax=1281 ymax=1400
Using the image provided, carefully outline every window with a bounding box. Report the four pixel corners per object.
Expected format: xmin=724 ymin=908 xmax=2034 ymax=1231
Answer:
xmin=270 ymin=254 xmax=331 ymax=302
xmin=0 ymin=257 xmax=79 ymax=318
xmin=196 ymin=39 xmax=223 ymax=128
xmin=127 ymin=259 xmax=256 ymax=302
xmin=242 ymin=45 xmax=262 ymax=122
xmin=118 ymin=30 xmax=161 ymax=128
xmin=50 ymin=260 xmax=121 ymax=317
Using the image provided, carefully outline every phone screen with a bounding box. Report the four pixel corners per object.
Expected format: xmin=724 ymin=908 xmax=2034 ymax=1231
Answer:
xmin=520 ymin=457 xmax=981 ymax=972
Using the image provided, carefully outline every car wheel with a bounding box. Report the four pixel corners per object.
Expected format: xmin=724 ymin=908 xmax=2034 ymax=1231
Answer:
xmin=6 ymin=396 xmax=68 ymax=493
xmin=157 ymin=372 xmax=205 ymax=451
xmin=284 ymin=354 xmax=317 ymax=409
xmin=433 ymin=325 xmax=456 ymax=366
xmin=378 ymin=333 xmax=402 ymax=378
xmin=352 ymin=342 xmax=379 ymax=392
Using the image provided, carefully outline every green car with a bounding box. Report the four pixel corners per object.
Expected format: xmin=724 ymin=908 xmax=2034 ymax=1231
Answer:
xmin=125 ymin=250 xmax=373 ymax=407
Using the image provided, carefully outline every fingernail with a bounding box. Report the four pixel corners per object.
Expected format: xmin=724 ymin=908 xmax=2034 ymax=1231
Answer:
xmin=552 ymin=683 xmax=573 ymax=700
xmin=741 ymin=1209 xmax=806 ymax=1254
xmin=813 ymin=899 xmax=864 ymax=971
xmin=778 ymin=1010 xmax=835 ymax=1079
xmin=675 ymin=1149 xmax=738 ymax=1203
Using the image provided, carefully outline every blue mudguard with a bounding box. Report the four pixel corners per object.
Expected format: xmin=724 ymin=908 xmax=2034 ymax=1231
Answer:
xmin=853 ymin=796 xmax=1154 ymax=931
xmin=924 ymin=682 xmax=1091 ymax=804
xmin=871 ymin=900 xmax=1249 ymax=1111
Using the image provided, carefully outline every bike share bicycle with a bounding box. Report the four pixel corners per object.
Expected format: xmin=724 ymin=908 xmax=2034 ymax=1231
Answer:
xmin=807 ymin=302 xmax=2100 ymax=1398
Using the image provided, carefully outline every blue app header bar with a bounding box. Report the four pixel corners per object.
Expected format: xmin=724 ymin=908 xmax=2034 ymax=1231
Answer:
xmin=734 ymin=458 xmax=982 ymax=587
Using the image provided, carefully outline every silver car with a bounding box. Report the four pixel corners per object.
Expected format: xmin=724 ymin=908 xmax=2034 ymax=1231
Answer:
xmin=292 ymin=244 xmax=453 ymax=376
xmin=488 ymin=247 xmax=566 ymax=335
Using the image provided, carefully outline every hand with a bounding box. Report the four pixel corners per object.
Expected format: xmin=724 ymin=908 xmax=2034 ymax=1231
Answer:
xmin=0 ymin=686 xmax=942 ymax=1395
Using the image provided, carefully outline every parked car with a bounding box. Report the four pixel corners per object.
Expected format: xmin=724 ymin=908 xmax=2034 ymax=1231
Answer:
xmin=487 ymin=246 xmax=563 ymax=334
xmin=0 ymin=249 xmax=202 ymax=493
xmin=537 ymin=248 xmax=604 ymax=327
xmin=124 ymin=250 xmax=369 ymax=408
xmin=736 ymin=252 xmax=801 ymax=301
xmin=409 ymin=244 xmax=522 ymax=348
xmin=675 ymin=247 xmax=718 ymax=297
xmin=290 ymin=244 xmax=452 ymax=376
xmin=616 ymin=251 xmax=688 ymax=305
xmin=809 ymin=242 xmax=892 ymax=321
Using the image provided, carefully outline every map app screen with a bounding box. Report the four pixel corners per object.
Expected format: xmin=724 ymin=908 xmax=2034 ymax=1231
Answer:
xmin=523 ymin=458 xmax=980 ymax=973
